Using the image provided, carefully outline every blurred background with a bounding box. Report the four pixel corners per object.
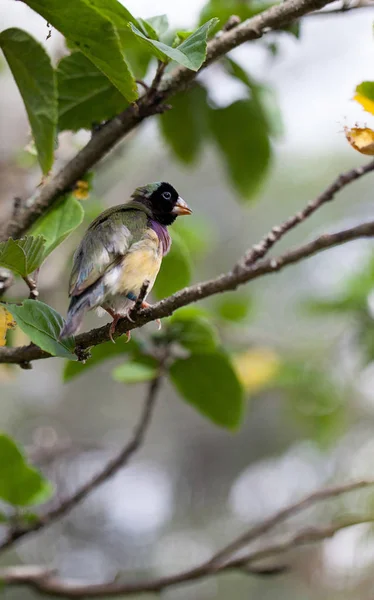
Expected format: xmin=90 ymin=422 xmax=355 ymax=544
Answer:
xmin=2 ymin=0 xmax=374 ymax=598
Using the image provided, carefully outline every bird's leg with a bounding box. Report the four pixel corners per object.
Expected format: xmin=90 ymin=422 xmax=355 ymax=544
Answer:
xmin=104 ymin=308 xmax=131 ymax=343
xmin=141 ymin=301 xmax=162 ymax=331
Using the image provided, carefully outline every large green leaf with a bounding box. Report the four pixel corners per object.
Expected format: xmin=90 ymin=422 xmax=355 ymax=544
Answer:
xmin=112 ymin=361 xmax=157 ymax=384
xmin=0 ymin=28 xmax=57 ymax=174
xmin=0 ymin=434 xmax=53 ymax=507
xmin=63 ymin=337 xmax=139 ymax=382
xmin=31 ymin=195 xmax=84 ymax=257
xmin=57 ymin=52 xmax=129 ymax=131
xmin=224 ymin=58 xmax=283 ymax=139
xmin=170 ymin=351 xmax=244 ymax=429
xmin=160 ymin=84 xmax=208 ymax=164
xmin=215 ymin=293 xmax=253 ymax=323
xmin=21 ymin=0 xmax=137 ymax=102
xmin=7 ymin=300 xmax=76 ymax=359
xmin=129 ymin=18 xmax=218 ymax=71
xmin=0 ymin=236 xmax=45 ymax=277
xmin=81 ymin=0 xmax=151 ymax=77
xmin=209 ymin=99 xmax=271 ymax=200
xmin=153 ymin=232 xmax=192 ymax=299
xmin=169 ymin=312 xmax=219 ymax=353
xmin=85 ymin=0 xmax=138 ymax=27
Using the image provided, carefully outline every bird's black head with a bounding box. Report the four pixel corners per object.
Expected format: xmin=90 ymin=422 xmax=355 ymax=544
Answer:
xmin=133 ymin=181 xmax=192 ymax=226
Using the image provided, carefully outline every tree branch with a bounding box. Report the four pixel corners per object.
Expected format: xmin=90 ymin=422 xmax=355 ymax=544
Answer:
xmin=1 ymin=480 xmax=373 ymax=597
xmin=3 ymin=0 xmax=336 ymax=241
xmin=0 ymin=370 xmax=163 ymax=553
xmin=209 ymin=478 xmax=374 ymax=567
xmin=1 ymin=158 xmax=374 ymax=366
xmin=307 ymin=1 xmax=374 ymax=17
xmin=240 ymin=159 xmax=374 ymax=267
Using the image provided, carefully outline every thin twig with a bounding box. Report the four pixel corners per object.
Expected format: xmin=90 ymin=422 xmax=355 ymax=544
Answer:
xmin=0 ymin=369 xmax=163 ymax=553
xmin=239 ymin=160 xmax=374 ymax=269
xmin=229 ymin=514 xmax=374 ymax=569
xmin=307 ymin=1 xmax=374 ymax=16
xmin=135 ymin=79 xmax=150 ymax=92
xmin=23 ymin=271 xmax=39 ymax=300
xmin=2 ymin=158 xmax=374 ymax=365
xmin=3 ymin=0 xmax=337 ymax=241
xmin=131 ymin=280 xmax=150 ymax=316
xmin=150 ymin=61 xmax=167 ymax=94
xmin=0 ymin=484 xmax=372 ymax=597
xmin=208 ymin=479 xmax=374 ymax=567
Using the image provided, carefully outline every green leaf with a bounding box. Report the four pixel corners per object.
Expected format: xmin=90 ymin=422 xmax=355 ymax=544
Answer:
xmin=209 ymin=99 xmax=271 ymax=200
xmin=77 ymin=0 xmax=151 ymax=77
xmin=31 ymin=195 xmax=84 ymax=257
xmin=63 ymin=337 xmax=139 ymax=382
xmin=160 ymin=84 xmax=208 ymax=164
xmin=57 ymin=52 xmax=129 ymax=132
xmin=153 ymin=231 xmax=192 ymax=299
xmin=112 ymin=361 xmax=157 ymax=384
xmin=22 ymin=0 xmax=137 ymax=102
xmin=170 ymin=351 xmax=244 ymax=429
xmin=145 ymin=15 xmax=169 ymax=39
xmin=0 ymin=28 xmax=57 ymax=174
xmin=169 ymin=313 xmax=219 ymax=353
xmin=136 ymin=18 xmax=159 ymax=41
xmin=176 ymin=19 xmax=218 ymax=68
xmin=129 ymin=18 xmax=218 ymax=71
xmin=84 ymin=0 xmax=138 ymax=27
xmin=224 ymin=58 xmax=283 ymax=138
xmin=0 ymin=434 xmax=53 ymax=506
xmin=0 ymin=236 xmax=45 ymax=277
xmin=355 ymin=81 xmax=374 ymax=115
xmin=215 ymin=293 xmax=253 ymax=322
xmin=7 ymin=300 xmax=76 ymax=359
xmin=356 ymin=81 xmax=374 ymax=101
xmin=173 ymin=216 xmax=215 ymax=260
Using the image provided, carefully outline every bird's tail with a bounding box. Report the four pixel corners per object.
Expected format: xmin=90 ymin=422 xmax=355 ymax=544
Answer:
xmin=60 ymin=282 xmax=105 ymax=339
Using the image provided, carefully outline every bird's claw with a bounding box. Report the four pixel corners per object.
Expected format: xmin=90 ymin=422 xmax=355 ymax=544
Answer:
xmin=141 ymin=301 xmax=161 ymax=331
xmin=109 ymin=323 xmax=117 ymax=344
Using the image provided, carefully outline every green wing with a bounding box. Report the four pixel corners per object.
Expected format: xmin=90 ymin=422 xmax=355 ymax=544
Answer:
xmin=69 ymin=202 xmax=151 ymax=296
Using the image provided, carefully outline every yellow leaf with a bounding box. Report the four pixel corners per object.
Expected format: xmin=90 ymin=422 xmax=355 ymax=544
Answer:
xmin=0 ymin=305 xmax=16 ymax=347
xmin=73 ymin=180 xmax=90 ymax=200
xmin=233 ymin=348 xmax=280 ymax=393
xmin=345 ymin=126 xmax=374 ymax=155
xmin=354 ymin=93 xmax=374 ymax=116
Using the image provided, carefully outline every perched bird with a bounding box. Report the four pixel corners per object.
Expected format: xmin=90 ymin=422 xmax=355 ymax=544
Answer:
xmin=60 ymin=182 xmax=192 ymax=341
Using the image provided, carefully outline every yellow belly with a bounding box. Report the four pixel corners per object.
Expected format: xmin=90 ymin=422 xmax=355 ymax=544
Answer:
xmin=116 ymin=229 xmax=162 ymax=297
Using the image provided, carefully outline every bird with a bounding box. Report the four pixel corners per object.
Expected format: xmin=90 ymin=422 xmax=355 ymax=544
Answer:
xmin=60 ymin=182 xmax=192 ymax=342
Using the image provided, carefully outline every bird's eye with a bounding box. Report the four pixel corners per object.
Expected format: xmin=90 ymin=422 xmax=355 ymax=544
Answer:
xmin=162 ymin=191 xmax=172 ymax=200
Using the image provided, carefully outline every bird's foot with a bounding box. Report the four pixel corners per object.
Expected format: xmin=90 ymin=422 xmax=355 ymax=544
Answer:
xmin=105 ymin=309 xmax=132 ymax=343
xmin=141 ymin=301 xmax=162 ymax=331
xmin=109 ymin=314 xmax=121 ymax=344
